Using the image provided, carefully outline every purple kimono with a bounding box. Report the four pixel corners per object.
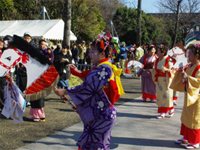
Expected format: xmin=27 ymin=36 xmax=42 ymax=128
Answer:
xmin=139 ymin=54 xmax=157 ymax=99
xmin=67 ymin=64 xmax=117 ymax=150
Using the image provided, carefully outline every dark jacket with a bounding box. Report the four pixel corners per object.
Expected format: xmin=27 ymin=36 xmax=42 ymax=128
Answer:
xmin=0 ymin=77 xmax=6 ymax=109
xmin=71 ymin=47 xmax=79 ymax=59
xmin=53 ymin=52 xmax=72 ymax=80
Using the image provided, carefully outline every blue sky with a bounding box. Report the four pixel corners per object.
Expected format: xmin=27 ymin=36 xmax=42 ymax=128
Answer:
xmin=125 ymin=0 xmax=160 ymax=13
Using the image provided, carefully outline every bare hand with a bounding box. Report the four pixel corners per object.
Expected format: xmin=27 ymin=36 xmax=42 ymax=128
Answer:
xmin=61 ymin=58 xmax=64 ymax=62
xmin=65 ymin=58 xmax=69 ymax=62
xmin=54 ymin=88 xmax=68 ymax=96
xmin=70 ymin=64 xmax=77 ymax=70
xmin=181 ymin=70 xmax=188 ymax=80
xmin=61 ymin=58 xmax=69 ymax=63
xmin=162 ymin=66 xmax=170 ymax=72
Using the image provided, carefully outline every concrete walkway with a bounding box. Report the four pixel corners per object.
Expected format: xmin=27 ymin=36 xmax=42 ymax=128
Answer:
xmin=17 ymin=93 xmax=186 ymax=150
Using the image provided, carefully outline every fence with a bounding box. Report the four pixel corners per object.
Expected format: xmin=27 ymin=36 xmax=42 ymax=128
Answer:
xmin=69 ymin=63 xmax=93 ymax=71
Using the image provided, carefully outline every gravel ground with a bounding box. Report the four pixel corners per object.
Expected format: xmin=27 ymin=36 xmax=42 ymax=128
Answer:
xmin=0 ymin=75 xmax=141 ymax=150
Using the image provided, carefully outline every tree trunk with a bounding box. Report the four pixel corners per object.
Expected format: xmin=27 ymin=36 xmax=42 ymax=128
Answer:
xmin=0 ymin=9 xmax=3 ymax=20
xmin=137 ymin=0 xmax=142 ymax=46
xmin=172 ymin=0 xmax=182 ymax=47
xmin=63 ymin=0 xmax=72 ymax=48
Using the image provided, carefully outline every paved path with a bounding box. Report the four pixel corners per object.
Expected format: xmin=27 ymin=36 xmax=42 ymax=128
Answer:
xmin=17 ymin=93 xmax=186 ymax=150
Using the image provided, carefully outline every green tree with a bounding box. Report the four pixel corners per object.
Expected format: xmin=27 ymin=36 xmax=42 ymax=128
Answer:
xmin=71 ymin=0 xmax=105 ymax=41
xmin=113 ymin=6 xmax=138 ymax=44
xmin=13 ymin=0 xmax=64 ymax=20
xmin=142 ymin=14 xmax=172 ymax=46
xmin=113 ymin=6 xmax=172 ymax=46
xmin=0 ymin=0 xmax=14 ymax=20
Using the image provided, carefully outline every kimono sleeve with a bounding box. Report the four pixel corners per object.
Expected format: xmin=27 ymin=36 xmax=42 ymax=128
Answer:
xmin=170 ymin=71 xmax=185 ymax=92
xmin=187 ymin=69 xmax=200 ymax=100
xmin=66 ymin=65 xmax=112 ymax=106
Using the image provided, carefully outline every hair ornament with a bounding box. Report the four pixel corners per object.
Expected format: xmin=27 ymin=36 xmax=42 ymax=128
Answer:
xmin=195 ymin=44 xmax=200 ymax=54
xmin=150 ymin=44 xmax=155 ymax=48
xmin=100 ymin=39 xmax=105 ymax=50
xmin=104 ymin=41 xmax=110 ymax=50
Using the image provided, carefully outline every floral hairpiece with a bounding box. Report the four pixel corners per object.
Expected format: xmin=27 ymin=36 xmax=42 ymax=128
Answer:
xmin=195 ymin=44 xmax=200 ymax=54
xmin=159 ymin=44 xmax=164 ymax=49
xmin=96 ymin=32 xmax=110 ymax=52
xmin=150 ymin=44 xmax=155 ymax=47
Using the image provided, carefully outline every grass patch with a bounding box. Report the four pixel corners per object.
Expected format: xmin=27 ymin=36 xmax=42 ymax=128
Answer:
xmin=68 ymin=74 xmax=83 ymax=88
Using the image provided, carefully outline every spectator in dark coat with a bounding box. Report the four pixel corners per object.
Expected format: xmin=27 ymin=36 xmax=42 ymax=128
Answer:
xmin=0 ymin=39 xmax=5 ymax=110
xmin=54 ymin=44 xmax=72 ymax=88
xmin=53 ymin=43 xmax=62 ymax=56
xmin=71 ymin=43 xmax=79 ymax=64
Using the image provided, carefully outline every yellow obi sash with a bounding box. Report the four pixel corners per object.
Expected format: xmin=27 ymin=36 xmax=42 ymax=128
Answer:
xmin=97 ymin=61 xmax=125 ymax=96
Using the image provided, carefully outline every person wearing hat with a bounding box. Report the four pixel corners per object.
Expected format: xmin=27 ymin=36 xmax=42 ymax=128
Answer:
xmin=119 ymin=41 xmax=132 ymax=76
xmin=23 ymin=32 xmax=32 ymax=43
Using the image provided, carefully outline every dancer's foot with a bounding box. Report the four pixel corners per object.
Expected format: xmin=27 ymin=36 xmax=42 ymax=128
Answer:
xmin=150 ymin=99 xmax=156 ymax=103
xmin=174 ymin=138 xmax=188 ymax=144
xmin=185 ymin=143 xmax=199 ymax=149
xmin=173 ymin=100 xmax=178 ymax=106
xmin=156 ymin=113 xmax=165 ymax=119
xmin=142 ymin=98 xmax=146 ymax=102
xmin=168 ymin=109 xmax=174 ymax=118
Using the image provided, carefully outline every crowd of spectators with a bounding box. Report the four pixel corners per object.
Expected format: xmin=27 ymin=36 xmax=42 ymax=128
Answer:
xmin=0 ymin=32 xmax=150 ymax=120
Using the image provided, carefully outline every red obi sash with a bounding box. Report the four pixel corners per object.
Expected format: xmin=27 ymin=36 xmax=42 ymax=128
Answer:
xmin=192 ymin=65 xmax=200 ymax=77
xmin=154 ymin=56 xmax=171 ymax=82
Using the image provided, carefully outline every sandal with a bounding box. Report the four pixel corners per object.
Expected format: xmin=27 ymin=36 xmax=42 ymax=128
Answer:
xmin=142 ymin=98 xmax=146 ymax=102
xmin=156 ymin=113 xmax=165 ymax=119
xmin=168 ymin=109 xmax=174 ymax=118
xmin=185 ymin=144 xmax=199 ymax=149
xmin=150 ymin=99 xmax=156 ymax=103
xmin=174 ymin=139 xmax=188 ymax=144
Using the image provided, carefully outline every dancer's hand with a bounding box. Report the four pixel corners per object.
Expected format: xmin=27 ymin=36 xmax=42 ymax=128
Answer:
xmin=6 ymin=74 xmax=13 ymax=84
xmin=181 ymin=70 xmax=188 ymax=80
xmin=54 ymin=88 xmax=68 ymax=96
xmin=162 ymin=66 xmax=170 ymax=72
xmin=70 ymin=64 xmax=77 ymax=70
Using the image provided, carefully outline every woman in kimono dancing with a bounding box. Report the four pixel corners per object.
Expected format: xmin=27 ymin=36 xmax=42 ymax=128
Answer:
xmin=150 ymin=44 xmax=174 ymax=119
xmin=171 ymin=44 xmax=200 ymax=149
xmin=138 ymin=45 xmax=157 ymax=103
xmin=54 ymin=38 xmax=124 ymax=150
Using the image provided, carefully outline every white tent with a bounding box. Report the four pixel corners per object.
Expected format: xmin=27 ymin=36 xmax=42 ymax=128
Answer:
xmin=0 ymin=19 xmax=77 ymax=41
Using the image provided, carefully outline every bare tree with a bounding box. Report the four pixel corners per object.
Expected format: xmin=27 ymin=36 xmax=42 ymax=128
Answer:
xmin=94 ymin=0 xmax=123 ymax=31
xmin=181 ymin=0 xmax=200 ymax=13
xmin=157 ymin=0 xmax=200 ymax=45
xmin=121 ymin=0 xmax=137 ymax=8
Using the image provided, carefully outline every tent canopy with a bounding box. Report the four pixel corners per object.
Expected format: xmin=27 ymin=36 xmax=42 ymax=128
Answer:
xmin=0 ymin=19 xmax=77 ymax=41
